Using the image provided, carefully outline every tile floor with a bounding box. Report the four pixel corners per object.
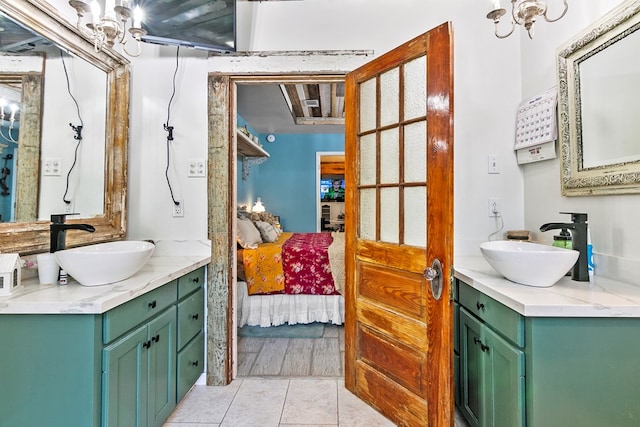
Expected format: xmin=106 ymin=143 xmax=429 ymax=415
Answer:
xmin=164 ymin=377 xmax=470 ymax=426
xmin=164 ymin=322 xmax=470 ymax=426
xmin=164 ymin=377 xmax=396 ymax=426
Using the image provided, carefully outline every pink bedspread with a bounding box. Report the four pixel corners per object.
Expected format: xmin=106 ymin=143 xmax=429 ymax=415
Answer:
xmin=282 ymin=233 xmax=339 ymax=295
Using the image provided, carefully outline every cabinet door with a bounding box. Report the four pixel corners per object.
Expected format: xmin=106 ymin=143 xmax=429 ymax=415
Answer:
xmin=483 ymin=325 xmax=525 ymax=427
xmin=460 ymin=307 xmax=525 ymax=427
xmin=103 ymin=325 xmax=149 ymax=427
xmin=147 ymin=307 xmax=177 ymax=427
xmin=460 ymin=308 xmax=484 ymax=427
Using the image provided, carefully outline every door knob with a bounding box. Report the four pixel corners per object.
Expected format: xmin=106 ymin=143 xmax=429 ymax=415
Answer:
xmin=424 ymin=259 xmax=443 ymax=300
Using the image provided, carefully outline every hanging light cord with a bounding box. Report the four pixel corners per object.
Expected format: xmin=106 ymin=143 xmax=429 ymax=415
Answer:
xmin=164 ymin=46 xmax=180 ymax=207
xmin=60 ymin=51 xmax=84 ymax=206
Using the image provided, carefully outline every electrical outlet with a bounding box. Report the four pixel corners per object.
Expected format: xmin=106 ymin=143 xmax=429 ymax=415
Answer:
xmin=173 ymin=200 xmax=184 ymax=217
xmin=188 ymin=159 xmax=206 ymax=177
xmin=488 ymin=198 xmax=501 ymax=217
xmin=43 ymin=158 xmax=62 ymax=176
xmin=64 ymin=203 xmax=73 ymax=213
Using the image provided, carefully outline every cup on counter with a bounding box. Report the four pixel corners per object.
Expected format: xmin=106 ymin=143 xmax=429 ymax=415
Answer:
xmin=37 ymin=253 xmax=59 ymax=285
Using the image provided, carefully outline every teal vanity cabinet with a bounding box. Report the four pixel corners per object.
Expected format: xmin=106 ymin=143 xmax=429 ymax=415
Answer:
xmin=176 ymin=268 xmax=205 ymax=402
xmin=0 ymin=266 xmax=205 ymax=427
xmin=455 ymin=278 xmax=640 ymax=427
xmin=457 ymin=281 xmax=525 ymax=427
xmin=102 ymin=282 xmax=178 ymax=427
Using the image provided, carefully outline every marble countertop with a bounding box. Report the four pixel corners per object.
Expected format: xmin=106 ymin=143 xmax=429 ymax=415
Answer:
xmin=0 ymin=240 xmax=211 ymax=315
xmin=454 ymin=256 xmax=640 ymax=317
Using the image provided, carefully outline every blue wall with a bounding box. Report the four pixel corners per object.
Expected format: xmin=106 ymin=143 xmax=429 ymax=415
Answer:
xmin=238 ymin=132 xmax=344 ymax=232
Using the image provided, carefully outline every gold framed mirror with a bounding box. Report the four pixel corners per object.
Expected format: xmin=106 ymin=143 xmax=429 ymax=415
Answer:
xmin=0 ymin=0 xmax=129 ymax=254
xmin=558 ymin=0 xmax=640 ymax=196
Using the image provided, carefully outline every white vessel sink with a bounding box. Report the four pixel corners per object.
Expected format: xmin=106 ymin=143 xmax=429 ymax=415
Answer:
xmin=480 ymin=240 xmax=579 ymax=287
xmin=55 ymin=241 xmax=155 ymax=286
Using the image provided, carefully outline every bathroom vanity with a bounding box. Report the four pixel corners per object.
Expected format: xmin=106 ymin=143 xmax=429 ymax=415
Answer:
xmin=0 ymin=244 xmax=210 ymax=427
xmin=454 ymin=257 xmax=640 ymax=427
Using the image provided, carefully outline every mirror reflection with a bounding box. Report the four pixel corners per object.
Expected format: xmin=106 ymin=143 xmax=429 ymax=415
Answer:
xmin=579 ymin=27 xmax=640 ymax=169
xmin=0 ymin=13 xmax=107 ymax=223
xmin=558 ymin=1 xmax=640 ymax=196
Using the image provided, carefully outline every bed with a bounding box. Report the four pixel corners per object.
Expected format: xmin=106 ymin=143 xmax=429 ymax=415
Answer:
xmin=236 ymin=213 xmax=345 ymax=327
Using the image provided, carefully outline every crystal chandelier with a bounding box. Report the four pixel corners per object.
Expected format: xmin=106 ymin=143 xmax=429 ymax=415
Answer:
xmin=486 ymin=0 xmax=568 ymax=39
xmin=68 ymin=0 xmax=146 ymax=56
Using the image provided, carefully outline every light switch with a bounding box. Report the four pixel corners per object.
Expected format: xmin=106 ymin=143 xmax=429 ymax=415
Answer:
xmin=188 ymin=159 xmax=206 ymax=178
xmin=43 ymin=158 xmax=62 ymax=176
xmin=488 ymin=155 xmax=499 ymax=174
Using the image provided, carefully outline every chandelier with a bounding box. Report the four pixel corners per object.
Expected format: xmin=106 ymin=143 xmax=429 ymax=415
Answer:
xmin=486 ymin=0 xmax=568 ymax=39
xmin=0 ymin=99 xmax=19 ymax=143
xmin=68 ymin=0 xmax=146 ymax=56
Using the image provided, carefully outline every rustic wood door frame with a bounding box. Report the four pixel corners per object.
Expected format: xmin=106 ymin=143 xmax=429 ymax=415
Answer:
xmin=206 ymin=51 xmax=372 ymax=385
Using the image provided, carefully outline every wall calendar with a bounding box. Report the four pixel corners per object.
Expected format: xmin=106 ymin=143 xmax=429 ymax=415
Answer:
xmin=514 ymin=87 xmax=558 ymax=150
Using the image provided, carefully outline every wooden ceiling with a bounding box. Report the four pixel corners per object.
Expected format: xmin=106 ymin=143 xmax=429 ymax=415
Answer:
xmin=280 ymin=82 xmax=345 ymax=126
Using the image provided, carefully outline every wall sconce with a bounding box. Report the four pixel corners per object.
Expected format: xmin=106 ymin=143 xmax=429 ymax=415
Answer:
xmin=253 ymin=197 xmax=266 ymax=213
xmin=68 ymin=0 xmax=146 ymax=56
xmin=487 ymin=0 xmax=568 ymax=39
xmin=0 ymin=99 xmax=19 ymax=143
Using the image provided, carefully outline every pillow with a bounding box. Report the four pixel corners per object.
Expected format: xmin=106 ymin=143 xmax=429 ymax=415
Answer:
xmin=254 ymin=220 xmax=279 ymax=243
xmin=250 ymin=211 xmax=282 ymax=233
xmin=237 ymin=217 xmax=262 ymax=249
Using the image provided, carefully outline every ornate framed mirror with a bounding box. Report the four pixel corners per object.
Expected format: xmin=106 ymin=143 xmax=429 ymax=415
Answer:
xmin=0 ymin=0 xmax=129 ymax=254
xmin=558 ymin=0 xmax=640 ymax=196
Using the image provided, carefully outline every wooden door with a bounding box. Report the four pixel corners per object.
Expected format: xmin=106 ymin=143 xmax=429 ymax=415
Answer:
xmin=344 ymin=23 xmax=454 ymax=426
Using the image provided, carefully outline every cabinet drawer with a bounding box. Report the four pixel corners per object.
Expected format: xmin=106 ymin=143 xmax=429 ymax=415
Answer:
xmin=177 ymin=288 xmax=204 ymax=349
xmin=178 ymin=267 xmax=205 ymax=299
xmin=177 ymin=331 xmax=204 ymax=402
xmin=103 ymin=280 xmax=178 ymax=344
xmin=459 ymin=281 xmax=524 ymax=347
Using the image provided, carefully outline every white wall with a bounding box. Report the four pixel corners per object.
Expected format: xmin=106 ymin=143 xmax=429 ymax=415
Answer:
xmin=519 ymin=0 xmax=640 ymax=284
xmin=39 ymin=51 xmax=106 ymax=219
xmin=127 ymin=45 xmax=210 ymax=241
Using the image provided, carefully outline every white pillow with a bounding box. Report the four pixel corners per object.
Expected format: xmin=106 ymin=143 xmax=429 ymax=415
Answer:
xmin=237 ymin=217 xmax=262 ymax=249
xmin=254 ymin=221 xmax=279 ymax=243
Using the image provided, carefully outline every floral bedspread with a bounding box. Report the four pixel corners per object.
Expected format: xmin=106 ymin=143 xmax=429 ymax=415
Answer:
xmin=282 ymin=233 xmax=339 ymax=295
xmin=242 ymin=232 xmax=292 ymax=295
xmin=242 ymin=232 xmax=340 ymax=296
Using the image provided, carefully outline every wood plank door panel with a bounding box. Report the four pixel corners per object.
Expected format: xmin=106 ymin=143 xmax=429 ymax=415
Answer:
xmin=345 ymin=22 xmax=454 ymax=426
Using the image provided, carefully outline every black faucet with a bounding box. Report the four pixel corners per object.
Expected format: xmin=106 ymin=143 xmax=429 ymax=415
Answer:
xmin=540 ymin=212 xmax=589 ymax=282
xmin=50 ymin=214 xmax=96 ymax=253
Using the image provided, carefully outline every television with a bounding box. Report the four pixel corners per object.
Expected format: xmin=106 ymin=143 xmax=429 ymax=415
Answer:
xmin=139 ymin=0 xmax=236 ymax=53
xmin=320 ymin=179 xmax=345 ymax=201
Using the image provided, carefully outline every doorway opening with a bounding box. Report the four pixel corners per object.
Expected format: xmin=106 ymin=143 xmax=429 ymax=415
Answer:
xmin=233 ymin=76 xmax=347 ymax=380
xmin=317 ymin=151 xmax=345 ymax=232
xmin=207 ymin=50 xmax=372 ymax=386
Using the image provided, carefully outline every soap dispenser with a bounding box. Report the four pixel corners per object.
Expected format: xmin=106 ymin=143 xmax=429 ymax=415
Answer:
xmin=552 ymin=228 xmax=572 ymax=249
